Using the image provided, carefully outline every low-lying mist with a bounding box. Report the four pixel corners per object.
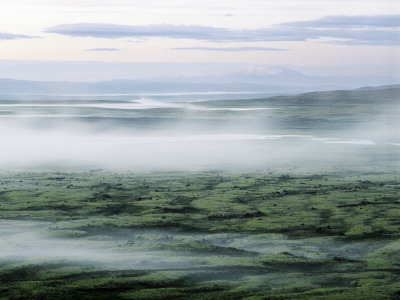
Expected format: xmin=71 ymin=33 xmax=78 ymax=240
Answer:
xmin=1 ymin=122 xmax=397 ymax=170
xmin=0 ymin=220 xmax=389 ymax=270
xmin=0 ymin=96 xmax=398 ymax=171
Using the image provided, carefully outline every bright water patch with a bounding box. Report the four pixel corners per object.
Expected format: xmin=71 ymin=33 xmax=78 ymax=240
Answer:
xmin=0 ymin=98 xmax=275 ymax=112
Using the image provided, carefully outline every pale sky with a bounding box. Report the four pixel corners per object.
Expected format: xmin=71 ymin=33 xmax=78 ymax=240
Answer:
xmin=0 ymin=0 xmax=399 ymax=80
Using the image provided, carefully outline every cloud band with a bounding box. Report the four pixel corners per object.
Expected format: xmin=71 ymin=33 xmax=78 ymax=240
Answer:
xmin=45 ymin=15 xmax=400 ymax=46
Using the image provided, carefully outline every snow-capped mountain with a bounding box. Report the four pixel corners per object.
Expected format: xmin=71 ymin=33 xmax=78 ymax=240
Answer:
xmin=229 ymin=65 xmax=302 ymax=76
xmin=219 ymin=66 xmax=309 ymax=85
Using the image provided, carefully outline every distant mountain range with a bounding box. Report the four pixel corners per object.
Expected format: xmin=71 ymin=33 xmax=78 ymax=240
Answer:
xmin=179 ymin=66 xmax=399 ymax=88
xmin=0 ymin=66 xmax=398 ymax=95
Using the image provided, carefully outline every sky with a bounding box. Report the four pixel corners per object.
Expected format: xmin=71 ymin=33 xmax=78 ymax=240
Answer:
xmin=0 ymin=0 xmax=399 ymax=81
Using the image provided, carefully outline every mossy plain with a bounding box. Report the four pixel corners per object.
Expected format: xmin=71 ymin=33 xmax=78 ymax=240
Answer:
xmin=0 ymin=168 xmax=399 ymax=299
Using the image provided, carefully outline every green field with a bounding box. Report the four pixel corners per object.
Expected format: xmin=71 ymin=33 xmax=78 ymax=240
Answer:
xmin=0 ymin=168 xmax=399 ymax=299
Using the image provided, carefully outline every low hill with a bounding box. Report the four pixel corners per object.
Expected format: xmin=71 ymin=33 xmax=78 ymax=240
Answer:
xmin=199 ymin=87 xmax=400 ymax=107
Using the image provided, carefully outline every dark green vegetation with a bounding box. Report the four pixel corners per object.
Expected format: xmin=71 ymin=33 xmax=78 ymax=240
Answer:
xmin=0 ymin=169 xmax=400 ymax=299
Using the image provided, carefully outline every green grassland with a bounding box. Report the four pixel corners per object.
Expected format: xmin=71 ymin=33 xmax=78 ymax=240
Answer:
xmin=0 ymin=168 xmax=399 ymax=299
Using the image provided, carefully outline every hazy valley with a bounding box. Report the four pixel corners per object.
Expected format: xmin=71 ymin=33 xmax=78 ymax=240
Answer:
xmin=0 ymin=85 xmax=399 ymax=299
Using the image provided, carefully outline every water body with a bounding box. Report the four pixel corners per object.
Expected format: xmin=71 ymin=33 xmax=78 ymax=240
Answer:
xmin=0 ymin=97 xmax=275 ymax=111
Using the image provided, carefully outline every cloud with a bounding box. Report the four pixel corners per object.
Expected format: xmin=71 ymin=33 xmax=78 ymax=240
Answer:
xmin=85 ymin=48 xmax=120 ymax=51
xmin=45 ymin=23 xmax=244 ymax=40
xmin=279 ymin=15 xmax=400 ymax=46
xmin=45 ymin=15 xmax=400 ymax=46
xmin=281 ymin=15 xmax=400 ymax=28
xmin=171 ymin=47 xmax=287 ymax=51
xmin=0 ymin=32 xmax=36 ymax=40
